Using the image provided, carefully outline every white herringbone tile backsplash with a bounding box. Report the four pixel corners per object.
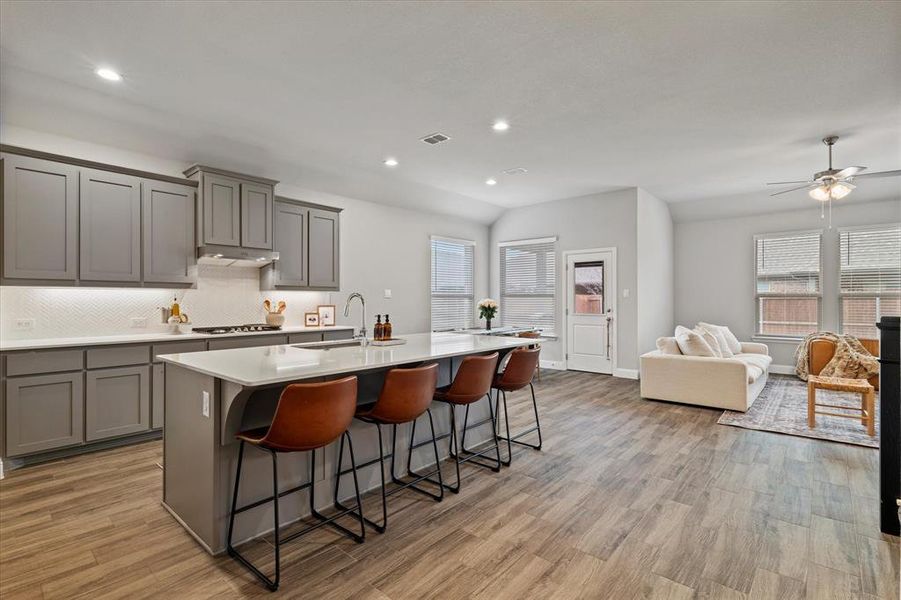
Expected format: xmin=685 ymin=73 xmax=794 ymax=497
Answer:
xmin=0 ymin=265 xmax=329 ymax=339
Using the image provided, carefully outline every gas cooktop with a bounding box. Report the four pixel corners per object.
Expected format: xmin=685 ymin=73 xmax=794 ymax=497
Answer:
xmin=193 ymin=324 xmax=282 ymax=335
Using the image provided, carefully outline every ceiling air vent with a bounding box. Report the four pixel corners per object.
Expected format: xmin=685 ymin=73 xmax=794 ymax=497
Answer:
xmin=421 ymin=132 xmax=451 ymax=145
xmin=502 ymin=167 xmax=529 ymax=175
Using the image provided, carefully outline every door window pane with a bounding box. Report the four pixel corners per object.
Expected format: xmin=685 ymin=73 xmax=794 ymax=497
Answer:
xmin=574 ymin=261 xmax=604 ymax=314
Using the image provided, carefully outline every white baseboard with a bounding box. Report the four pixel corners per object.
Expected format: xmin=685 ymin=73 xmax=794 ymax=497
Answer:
xmin=613 ymin=368 xmax=639 ymax=380
xmin=769 ymin=364 xmax=795 ymax=375
xmin=540 ymin=360 xmax=566 ymax=371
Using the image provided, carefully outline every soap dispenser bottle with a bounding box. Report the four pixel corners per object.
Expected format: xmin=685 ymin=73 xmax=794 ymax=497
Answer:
xmin=374 ymin=315 xmax=383 ymax=341
xmin=383 ymin=314 xmax=392 ymax=341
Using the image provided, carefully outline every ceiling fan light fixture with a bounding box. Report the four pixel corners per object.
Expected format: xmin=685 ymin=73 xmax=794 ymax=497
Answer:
xmin=808 ymin=181 xmax=855 ymax=202
xmin=808 ymin=185 xmax=830 ymax=202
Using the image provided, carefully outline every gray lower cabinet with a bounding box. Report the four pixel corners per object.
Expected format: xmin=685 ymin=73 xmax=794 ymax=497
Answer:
xmin=152 ymin=363 xmax=164 ymax=430
xmin=308 ymin=207 xmax=340 ymax=288
xmin=2 ymin=154 xmax=79 ymax=281
xmin=207 ymin=335 xmax=288 ymax=351
xmin=85 ymin=365 xmax=150 ymax=441
xmin=143 ymin=180 xmax=196 ymax=284
xmin=79 ymin=169 xmax=142 ymax=282
xmin=241 ymin=182 xmax=273 ymax=249
xmin=5 ymin=372 xmax=84 ymax=457
xmin=202 ymin=173 xmax=241 ymax=247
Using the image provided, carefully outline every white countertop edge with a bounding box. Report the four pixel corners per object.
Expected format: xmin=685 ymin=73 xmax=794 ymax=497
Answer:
xmin=0 ymin=325 xmax=355 ymax=352
xmin=157 ymin=334 xmax=535 ymax=387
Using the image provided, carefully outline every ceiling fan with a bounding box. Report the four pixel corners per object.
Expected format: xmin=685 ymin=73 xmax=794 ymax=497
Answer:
xmin=767 ymin=135 xmax=901 ymax=201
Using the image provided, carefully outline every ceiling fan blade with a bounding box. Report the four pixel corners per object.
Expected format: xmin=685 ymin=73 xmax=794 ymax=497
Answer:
xmin=766 ymin=180 xmax=813 ymax=186
xmin=833 ymin=166 xmax=867 ymax=179
xmin=851 ymin=169 xmax=901 ymax=180
xmin=770 ymin=183 xmax=815 ymax=197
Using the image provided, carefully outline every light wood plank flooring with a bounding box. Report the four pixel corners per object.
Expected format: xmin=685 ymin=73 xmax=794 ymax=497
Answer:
xmin=1 ymin=370 xmax=897 ymax=599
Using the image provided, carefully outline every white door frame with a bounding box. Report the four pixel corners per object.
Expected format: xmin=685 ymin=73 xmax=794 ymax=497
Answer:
xmin=562 ymin=247 xmax=617 ymax=374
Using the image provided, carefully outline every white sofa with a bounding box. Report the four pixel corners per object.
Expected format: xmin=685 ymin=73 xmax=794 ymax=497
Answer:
xmin=640 ymin=342 xmax=772 ymax=412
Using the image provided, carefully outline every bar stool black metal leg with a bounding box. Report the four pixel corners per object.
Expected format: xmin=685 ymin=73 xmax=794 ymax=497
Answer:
xmin=495 ymin=383 xmax=543 ymax=462
xmin=226 ymin=440 xmax=245 ymax=556
xmin=389 ymin=411 xmax=444 ymax=502
xmin=270 ymin=450 xmax=281 ymax=591
xmin=451 ymin=394 xmax=502 ymax=473
xmin=317 ymin=436 xmax=365 ymax=543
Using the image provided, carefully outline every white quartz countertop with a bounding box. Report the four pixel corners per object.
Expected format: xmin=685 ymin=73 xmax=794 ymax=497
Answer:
xmin=157 ymin=332 xmax=535 ymax=387
xmin=0 ymin=325 xmax=354 ymax=352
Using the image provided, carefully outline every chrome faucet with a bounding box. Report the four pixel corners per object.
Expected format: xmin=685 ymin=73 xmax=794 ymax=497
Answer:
xmin=344 ymin=292 xmax=368 ymax=345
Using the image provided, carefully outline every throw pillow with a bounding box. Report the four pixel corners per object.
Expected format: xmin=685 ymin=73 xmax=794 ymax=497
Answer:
xmin=698 ymin=322 xmax=742 ymax=355
xmin=674 ymin=326 xmax=717 ymax=357
xmin=698 ymin=324 xmax=734 ymax=358
xmin=656 ymin=336 xmax=682 ymax=355
xmin=694 ymin=327 xmax=723 ymax=357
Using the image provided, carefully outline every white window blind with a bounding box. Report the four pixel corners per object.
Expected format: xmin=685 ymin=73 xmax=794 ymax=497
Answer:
xmin=430 ymin=237 xmax=474 ymax=331
xmin=754 ymin=231 xmax=821 ymax=337
xmin=500 ymin=237 xmax=557 ymax=336
xmin=840 ymin=224 xmax=901 ymax=338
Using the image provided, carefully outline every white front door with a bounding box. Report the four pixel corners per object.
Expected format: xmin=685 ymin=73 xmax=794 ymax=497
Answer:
xmin=566 ymin=250 xmax=615 ymax=374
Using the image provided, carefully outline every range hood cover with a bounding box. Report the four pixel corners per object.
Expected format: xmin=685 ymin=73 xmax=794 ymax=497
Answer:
xmin=197 ymin=245 xmax=279 ymax=268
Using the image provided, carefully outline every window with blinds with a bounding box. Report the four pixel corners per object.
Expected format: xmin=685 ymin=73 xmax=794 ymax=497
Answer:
xmin=499 ymin=237 xmax=557 ymax=336
xmin=430 ymin=237 xmax=474 ymax=331
xmin=839 ymin=224 xmax=901 ymax=338
xmin=754 ymin=231 xmax=822 ymax=337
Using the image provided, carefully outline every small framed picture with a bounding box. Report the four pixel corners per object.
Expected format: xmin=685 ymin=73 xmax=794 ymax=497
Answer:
xmin=304 ymin=312 xmax=320 ymax=327
xmin=317 ymin=304 xmax=336 ymax=326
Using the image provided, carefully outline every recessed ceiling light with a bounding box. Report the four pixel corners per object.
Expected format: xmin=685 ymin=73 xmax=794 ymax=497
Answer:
xmin=95 ymin=67 xmax=122 ymax=82
xmin=485 ymin=178 xmax=497 ymax=186
xmin=492 ymin=120 xmax=509 ymax=132
xmin=384 ymin=157 xmax=398 ymax=167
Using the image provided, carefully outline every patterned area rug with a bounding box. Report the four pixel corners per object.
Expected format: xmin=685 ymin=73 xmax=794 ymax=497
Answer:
xmin=718 ymin=375 xmax=879 ymax=448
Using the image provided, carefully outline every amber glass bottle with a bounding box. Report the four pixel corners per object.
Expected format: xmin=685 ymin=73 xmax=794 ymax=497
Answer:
xmin=374 ymin=315 xmax=383 ymax=341
xmin=383 ymin=315 xmax=393 ymax=341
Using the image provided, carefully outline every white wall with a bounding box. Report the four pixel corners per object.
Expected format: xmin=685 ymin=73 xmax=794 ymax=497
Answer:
xmin=0 ymin=127 xmax=490 ymax=339
xmin=636 ymin=189 xmax=674 ymax=357
xmin=674 ymin=199 xmax=901 ymax=367
xmin=490 ymin=189 xmax=640 ymax=369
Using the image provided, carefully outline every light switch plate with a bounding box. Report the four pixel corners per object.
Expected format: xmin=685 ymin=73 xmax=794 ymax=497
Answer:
xmin=15 ymin=318 xmax=35 ymax=330
xmin=384 ymin=289 xmax=392 ymax=299
xmin=622 ymin=288 xmax=630 ymax=298
xmin=202 ymin=391 xmax=210 ymax=418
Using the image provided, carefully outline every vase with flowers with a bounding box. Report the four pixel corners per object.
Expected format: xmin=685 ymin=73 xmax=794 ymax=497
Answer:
xmin=477 ymin=298 xmax=498 ymax=331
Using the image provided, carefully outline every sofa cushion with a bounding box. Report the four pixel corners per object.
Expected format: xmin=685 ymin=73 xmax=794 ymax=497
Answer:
xmin=656 ymin=336 xmax=682 ymax=355
xmin=698 ymin=322 xmax=742 ymax=355
xmin=694 ymin=327 xmax=724 ymax=357
xmin=698 ymin=324 xmax=734 ymax=358
xmin=734 ymin=352 xmax=773 ymax=383
xmin=675 ymin=325 xmax=717 ymax=357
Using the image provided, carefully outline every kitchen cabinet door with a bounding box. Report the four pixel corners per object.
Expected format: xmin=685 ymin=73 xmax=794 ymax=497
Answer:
xmin=85 ymin=366 xmax=150 ymax=441
xmin=240 ymin=182 xmax=273 ymax=249
xmin=267 ymin=201 xmax=307 ymax=287
xmin=5 ymin=372 xmax=84 ymax=457
xmin=152 ymin=363 xmax=164 ymax=430
xmin=143 ymin=180 xmax=195 ymax=284
xmin=202 ymin=173 xmax=241 ymax=246
xmin=79 ymin=169 xmax=142 ymax=282
xmin=308 ymin=208 xmax=340 ymax=289
xmin=2 ymin=154 xmax=78 ymax=281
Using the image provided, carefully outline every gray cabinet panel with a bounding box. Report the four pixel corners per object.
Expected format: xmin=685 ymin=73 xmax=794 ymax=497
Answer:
xmin=86 ymin=345 xmax=150 ymax=369
xmin=240 ymin=183 xmax=273 ymax=249
xmin=265 ymin=201 xmax=307 ymax=288
xmin=308 ymin=208 xmax=340 ymax=289
xmin=203 ymin=174 xmax=240 ymax=246
xmin=287 ymin=332 xmax=322 ymax=344
xmin=207 ymin=335 xmax=288 ymax=351
xmin=323 ymin=329 xmax=355 ymax=341
xmin=79 ymin=169 xmax=141 ymax=282
xmin=152 ymin=363 xmax=164 ymax=430
xmin=6 ymin=372 xmax=84 ymax=457
xmin=143 ymin=180 xmax=195 ymax=283
xmin=6 ymin=349 xmax=83 ymax=376
xmin=85 ymin=366 xmax=150 ymax=441
xmin=2 ymin=154 xmax=78 ymax=280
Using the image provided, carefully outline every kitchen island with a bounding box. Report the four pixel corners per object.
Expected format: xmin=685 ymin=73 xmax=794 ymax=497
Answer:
xmin=157 ymin=332 xmax=535 ymax=554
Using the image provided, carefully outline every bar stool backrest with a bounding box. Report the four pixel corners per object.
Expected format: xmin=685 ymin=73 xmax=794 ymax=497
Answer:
xmin=369 ymin=363 xmax=439 ymax=424
xmin=261 ymin=376 xmax=358 ymax=452
xmin=443 ymin=352 xmax=499 ymax=403
xmin=497 ymin=347 xmax=541 ymax=389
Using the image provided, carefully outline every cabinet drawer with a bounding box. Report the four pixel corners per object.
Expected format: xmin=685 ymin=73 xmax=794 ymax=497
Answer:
xmin=85 ymin=366 xmax=150 ymax=441
xmin=152 ymin=341 xmax=207 ymax=362
xmin=207 ymin=335 xmax=287 ymax=351
xmin=323 ymin=329 xmax=354 ymax=342
xmin=86 ymin=345 xmax=150 ymax=369
xmin=6 ymin=349 xmax=83 ymax=376
xmin=288 ymin=332 xmax=322 ymax=344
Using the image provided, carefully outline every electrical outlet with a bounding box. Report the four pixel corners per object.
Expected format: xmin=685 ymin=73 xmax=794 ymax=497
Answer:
xmin=384 ymin=289 xmax=392 ymax=299
xmin=130 ymin=317 xmax=148 ymax=328
xmin=202 ymin=391 xmax=210 ymax=418
xmin=15 ymin=319 xmax=35 ymax=331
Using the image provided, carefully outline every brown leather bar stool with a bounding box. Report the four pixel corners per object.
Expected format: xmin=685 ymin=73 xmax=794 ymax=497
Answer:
xmin=517 ymin=331 xmax=542 ymax=381
xmin=412 ymin=352 xmax=501 ymax=494
xmin=334 ymin=363 xmax=442 ymax=533
xmin=226 ymin=376 xmax=364 ymax=592
xmin=491 ymin=346 xmax=542 ymax=466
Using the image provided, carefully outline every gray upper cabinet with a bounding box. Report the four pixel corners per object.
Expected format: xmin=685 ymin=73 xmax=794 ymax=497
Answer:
xmin=143 ymin=180 xmax=195 ymax=283
xmin=85 ymin=365 xmax=150 ymax=441
xmin=241 ymin=182 xmax=273 ymax=249
xmin=265 ymin=200 xmax=307 ymax=287
xmin=5 ymin=372 xmax=84 ymax=457
xmin=79 ymin=169 xmax=142 ymax=282
xmin=202 ymin=173 xmax=241 ymax=247
xmin=2 ymin=154 xmax=78 ymax=281
xmin=308 ymin=207 xmax=340 ymax=289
